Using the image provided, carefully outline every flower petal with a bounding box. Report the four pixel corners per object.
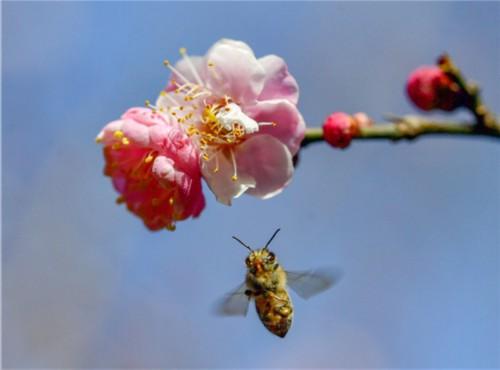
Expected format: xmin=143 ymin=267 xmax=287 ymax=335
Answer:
xmin=202 ymin=149 xmax=256 ymax=206
xmin=171 ymin=55 xmax=207 ymax=86
xmin=246 ymin=99 xmax=305 ymax=155
xmin=258 ymin=55 xmax=299 ymax=104
xmin=235 ymin=134 xmax=293 ymax=199
xmin=205 ymin=39 xmax=266 ymax=105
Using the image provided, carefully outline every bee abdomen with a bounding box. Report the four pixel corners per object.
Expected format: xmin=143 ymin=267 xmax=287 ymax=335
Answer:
xmin=255 ymin=290 xmax=293 ymax=338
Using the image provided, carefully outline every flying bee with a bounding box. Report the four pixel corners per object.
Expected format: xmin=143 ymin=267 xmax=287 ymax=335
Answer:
xmin=216 ymin=229 xmax=341 ymax=338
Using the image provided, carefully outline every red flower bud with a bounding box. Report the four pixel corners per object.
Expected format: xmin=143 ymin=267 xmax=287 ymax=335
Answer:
xmin=323 ymin=112 xmax=357 ymax=149
xmin=406 ymin=66 xmax=462 ymax=111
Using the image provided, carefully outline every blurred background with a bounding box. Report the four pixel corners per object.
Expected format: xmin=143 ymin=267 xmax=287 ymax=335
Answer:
xmin=3 ymin=2 xmax=499 ymax=368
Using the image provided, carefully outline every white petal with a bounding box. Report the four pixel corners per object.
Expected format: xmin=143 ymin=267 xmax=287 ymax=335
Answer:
xmin=201 ymin=150 xmax=256 ymax=206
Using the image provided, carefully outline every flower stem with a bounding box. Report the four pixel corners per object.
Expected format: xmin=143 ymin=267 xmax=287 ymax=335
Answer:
xmin=301 ymin=117 xmax=500 ymax=147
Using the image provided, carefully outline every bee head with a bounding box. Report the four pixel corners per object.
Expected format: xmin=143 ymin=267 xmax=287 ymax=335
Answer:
xmin=245 ymin=248 xmax=277 ymax=272
xmin=233 ymin=229 xmax=281 ymax=273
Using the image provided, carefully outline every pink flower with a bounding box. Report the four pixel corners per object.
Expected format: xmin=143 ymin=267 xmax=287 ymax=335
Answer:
xmin=96 ymin=107 xmax=205 ymax=231
xmin=406 ymin=66 xmax=462 ymax=111
xmin=323 ymin=112 xmax=358 ymax=149
xmin=154 ymin=39 xmax=305 ymax=205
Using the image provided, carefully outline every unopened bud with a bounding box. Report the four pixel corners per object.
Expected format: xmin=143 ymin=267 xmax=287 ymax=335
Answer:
xmin=406 ymin=66 xmax=463 ymax=111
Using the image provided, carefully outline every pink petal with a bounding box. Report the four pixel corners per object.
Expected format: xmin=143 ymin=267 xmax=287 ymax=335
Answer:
xmin=201 ymin=149 xmax=256 ymax=206
xmin=121 ymin=119 xmax=150 ymax=147
xmin=246 ymin=99 xmax=305 ymax=155
xmin=122 ymin=107 xmax=171 ymax=126
xmin=171 ymin=55 xmax=207 ymax=86
xmin=97 ymin=119 xmax=123 ymax=144
xmin=152 ymin=155 xmax=176 ymax=183
xmin=204 ymin=39 xmax=266 ymax=105
xmin=258 ymin=55 xmax=299 ymax=104
xmin=235 ymin=134 xmax=293 ymax=199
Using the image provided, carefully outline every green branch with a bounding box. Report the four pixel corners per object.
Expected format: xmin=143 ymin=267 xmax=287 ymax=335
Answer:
xmin=301 ymin=116 xmax=500 ymax=147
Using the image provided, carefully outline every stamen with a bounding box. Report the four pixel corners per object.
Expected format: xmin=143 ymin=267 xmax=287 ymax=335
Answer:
xmin=163 ymin=59 xmax=190 ymax=85
xmin=113 ymin=130 xmax=124 ymax=139
xmin=159 ymin=90 xmax=180 ymax=107
xmin=115 ymin=195 xmax=125 ymax=204
xmin=230 ymin=149 xmax=238 ymax=181
xmin=213 ymin=153 xmax=220 ymax=173
xmin=258 ymin=122 xmax=277 ymax=127
xmin=207 ymin=60 xmax=221 ymax=81
xmin=179 ymin=47 xmax=204 ymax=87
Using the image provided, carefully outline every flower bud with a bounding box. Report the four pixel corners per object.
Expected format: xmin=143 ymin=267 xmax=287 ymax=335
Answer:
xmin=352 ymin=112 xmax=373 ymax=129
xmin=406 ymin=66 xmax=462 ymax=111
xmin=322 ymin=112 xmax=357 ymax=149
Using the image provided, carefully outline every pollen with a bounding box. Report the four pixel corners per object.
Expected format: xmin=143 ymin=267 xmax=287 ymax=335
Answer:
xmin=113 ymin=130 xmax=124 ymax=139
xmin=144 ymin=154 xmax=154 ymax=163
xmin=169 ymin=197 xmax=174 ymax=205
xmin=121 ymin=137 xmax=130 ymax=145
xmin=166 ymin=223 xmax=176 ymax=231
xmin=231 ymin=175 xmax=238 ymax=181
xmin=115 ymin=195 xmax=125 ymax=204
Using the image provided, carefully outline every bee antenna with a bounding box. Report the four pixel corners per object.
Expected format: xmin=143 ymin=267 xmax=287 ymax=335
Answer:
xmin=232 ymin=236 xmax=253 ymax=252
xmin=264 ymin=228 xmax=281 ymax=250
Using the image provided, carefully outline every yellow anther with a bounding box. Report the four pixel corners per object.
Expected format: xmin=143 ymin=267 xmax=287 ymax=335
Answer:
xmin=272 ymin=122 xmax=278 ymax=126
xmin=166 ymin=223 xmax=176 ymax=231
xmin=95 ymin=136 xmax=103 ymax=143
xmin=231 ymin=175 xmax=238 ymax=181
xmin=115 ymin=196 xmax=125 ymax=204
xmin=179 ymin=106 xmax=184 ymax=111
xmin=213 ymin=167 xmax=219 ymax=173
xmin=159 ymin=90 xmax=166 ymax=97
xmin=169 ymin=197 xmax=174 ymax=205
xmin=144 ymin=154 xmax=154 ymax=163
xmin=202 ymin=153 xmax=209 ymax=161
xmin=145 ymin=99 xmax=151 ymax=107
xmin=179 ymin=47 xmax=187 ymax=55
xmin=163 ymin=59 xmax=170 ymax=66
xmin=113 ymin=130 xmax=124 ymax=139
xmin=207 ymin=61 xmax=215 ymax=67
xmin=121 ymin=137 xmax=130 ymax=145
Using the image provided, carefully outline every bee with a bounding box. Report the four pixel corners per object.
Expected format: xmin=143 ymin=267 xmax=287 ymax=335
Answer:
xmin=216 ymin=229 xmax=340 ymax=338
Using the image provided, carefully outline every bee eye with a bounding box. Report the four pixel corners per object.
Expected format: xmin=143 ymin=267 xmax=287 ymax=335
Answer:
xmin=245 ymin=257 xmax=251 ymax=266
xmin=267 ymin=252 xmax=275 ymax=262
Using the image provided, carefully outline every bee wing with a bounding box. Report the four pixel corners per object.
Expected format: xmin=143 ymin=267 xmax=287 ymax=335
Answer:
xmin=214 ymin=282 xmax=251 ymax=317
xmin=286 ymin=268 xmax=342 ymax=300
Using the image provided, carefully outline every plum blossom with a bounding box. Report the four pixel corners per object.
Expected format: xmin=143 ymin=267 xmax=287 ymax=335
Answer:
xmin=154 ymin=39 xmax=305 ymax=205
xmin=96 ymin=107 xmax=205 ymax=231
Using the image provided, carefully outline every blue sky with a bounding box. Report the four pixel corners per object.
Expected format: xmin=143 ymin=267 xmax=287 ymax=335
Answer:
xmin=3 ymin=2 xmax=499 ymax=368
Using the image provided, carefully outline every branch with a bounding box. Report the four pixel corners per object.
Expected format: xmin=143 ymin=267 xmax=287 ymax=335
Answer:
xmin=301 ymin=116 xmax=500 ymax=147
